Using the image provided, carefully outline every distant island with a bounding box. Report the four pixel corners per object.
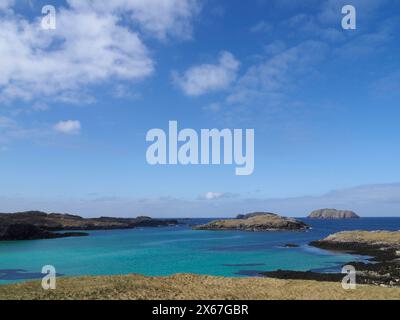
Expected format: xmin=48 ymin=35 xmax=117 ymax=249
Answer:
xmin=193 ymin=212 xmax=309 ymax=232
xmin=308 ymin=208 xmax=359 ymax=219
xmin=0 ymin=211 xmax=178 ymax=241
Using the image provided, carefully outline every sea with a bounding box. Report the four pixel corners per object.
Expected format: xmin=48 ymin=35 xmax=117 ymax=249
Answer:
xmin=1 ymin=218 xmax=400 ymax=284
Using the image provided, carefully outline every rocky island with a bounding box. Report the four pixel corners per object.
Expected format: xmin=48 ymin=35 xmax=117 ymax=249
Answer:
xmin=308 ymin=208 xmax=359 ymax=219
xmin=0 ymin=211 xmax=178 ymax=241
xmin=193 ymin=212 xmax=309 ymax=232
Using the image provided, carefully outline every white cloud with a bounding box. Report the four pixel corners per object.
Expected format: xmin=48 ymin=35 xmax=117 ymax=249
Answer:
xmin=53 ymin=120 xmax=81 ymax=135
xmin=0 ymin=0 xmax=199 ymax=102
xmin=67 ymin=0 xmax=199 ymax=40
xmin=174 ymin=51 xmax=240 ymax=96
xmin=0 ymin=11 xmax=152 ymax=102
xmin=205 ymin=192 xmax=223 ymax=200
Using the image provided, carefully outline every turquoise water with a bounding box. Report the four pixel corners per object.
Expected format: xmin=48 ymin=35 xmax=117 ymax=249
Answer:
xmin=1 ymin=218 xmax=400 ymax=284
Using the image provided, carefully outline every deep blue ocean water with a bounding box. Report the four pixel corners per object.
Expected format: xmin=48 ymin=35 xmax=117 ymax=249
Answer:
xmin=1 ymin=218 xmax=400 ymax=284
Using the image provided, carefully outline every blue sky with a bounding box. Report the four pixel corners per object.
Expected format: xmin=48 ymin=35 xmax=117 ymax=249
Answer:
xmin=1 ymin=0 xmax=400 ymax=217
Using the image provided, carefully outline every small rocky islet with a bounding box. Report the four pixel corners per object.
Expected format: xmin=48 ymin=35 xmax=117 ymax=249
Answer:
xmin=307 ymin=208 xmax=360 ymax=219
xmin=0 ymin=211 xmax=178 ymax=241
xmin=193 ymin=212 xmax=310 ymax=232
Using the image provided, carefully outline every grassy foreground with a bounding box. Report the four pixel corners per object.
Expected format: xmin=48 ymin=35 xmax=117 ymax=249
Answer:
xmin=1 ymin=274 xmax=399 ymax=300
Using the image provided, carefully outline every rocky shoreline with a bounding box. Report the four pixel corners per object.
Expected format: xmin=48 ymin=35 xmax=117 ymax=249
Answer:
xmin=0 ymin=223 xmax=89 ymax=241
xmin=0 ymin=211 xmax=178 ymax=241
xmin=264 ymin=231 xmax=400 ymax=287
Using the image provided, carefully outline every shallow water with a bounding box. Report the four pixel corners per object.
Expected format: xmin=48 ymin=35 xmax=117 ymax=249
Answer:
xmin=1 ymin=218 xmax=399 ymax=284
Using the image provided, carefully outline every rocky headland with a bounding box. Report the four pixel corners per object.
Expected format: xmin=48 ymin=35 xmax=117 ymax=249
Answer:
xmin=264 ymin=231 xmax=400 ymax=287
xmin=193 ymin=212 xmax=309 ymax=232
xmin=0 ymin=211 xmax=178 ymax=241
xmin=308 ymin=209 xmax=359 ymax=219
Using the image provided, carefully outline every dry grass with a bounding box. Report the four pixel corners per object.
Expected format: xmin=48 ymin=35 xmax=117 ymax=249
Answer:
xmin=324 ymin=231 xmax=400 ymax=246
xmin=1 ymin=274 xmax=399 ymax=300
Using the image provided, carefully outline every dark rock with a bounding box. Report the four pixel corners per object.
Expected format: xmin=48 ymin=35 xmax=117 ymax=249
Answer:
xmin=0 ymin=223 xmax=88 ymax=241
xmin=282 ymin=243 xmax=299 ymax=248
xmin=263 ymin=270 xmax=344 ymax=282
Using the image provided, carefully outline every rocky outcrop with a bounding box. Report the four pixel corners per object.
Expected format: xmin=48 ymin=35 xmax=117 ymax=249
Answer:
xmin=282 ymin=243 xmax=299 ymax=248
xmin=310 ymin=231 xmax=400 ymax=260
xmin=0 ymin=211 xmax=179 ymax=241
xmin=263 ymin=270 xmax=344 ymax=282
xmin=308 ymin=209 xmax=359 ymax=219
xmin=308 ymin=231 xmax=400 ymax=287
xmin=193 ymin=212 xmax=309 ymax=232
xmin=262 ymin=231 xmax=400 ymax=287
xmin=0 ymin=223 xmax=88 ymax=241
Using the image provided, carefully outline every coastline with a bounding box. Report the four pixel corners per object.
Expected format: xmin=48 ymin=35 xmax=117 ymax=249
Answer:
xmin=1 ymin=217 xmax=400 ymax=297
xmin=263 ymin=231 xmax=400 ymax=287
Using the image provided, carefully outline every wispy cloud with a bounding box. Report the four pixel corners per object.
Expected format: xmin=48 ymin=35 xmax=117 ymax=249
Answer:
xmin=0 ymin=116 xmax=15 ymax=128
xmin=0 ymin=117 xmax=49 ymax=145
xmin=227 ymin=40 xmax=328 ymax=105
xmin=371 ymin=69 xmax=400 ymax=98
xmin=250 ymin=21 xmax=273 ymax=33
